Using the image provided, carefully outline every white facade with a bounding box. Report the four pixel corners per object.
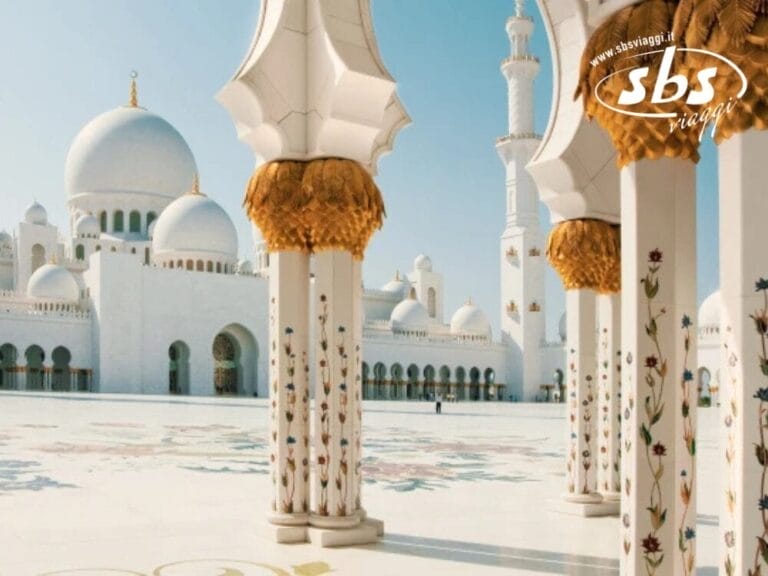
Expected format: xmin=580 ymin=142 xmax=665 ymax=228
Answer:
xmin=0 ymin=5 xmax=723 ymax=403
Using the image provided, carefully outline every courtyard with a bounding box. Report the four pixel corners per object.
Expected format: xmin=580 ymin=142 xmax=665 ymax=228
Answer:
xmin=0 ymin=393 xmax=721 ymax=575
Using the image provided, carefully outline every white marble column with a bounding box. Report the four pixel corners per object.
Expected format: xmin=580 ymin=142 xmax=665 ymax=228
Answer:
xmin=311 ymin=250 xmax=361 ymax=528
xmin=565 ymin=288 xmax=600 ymax=502
xmin=718 ymin=130 xmax=768 ymax=576
xmin=268 ymin=252 xmax=310 ymax=530
xmin=620 ymin=158 xmax=697 ymax=576
xmin=598 ymin=292 xmax=621 ymax=501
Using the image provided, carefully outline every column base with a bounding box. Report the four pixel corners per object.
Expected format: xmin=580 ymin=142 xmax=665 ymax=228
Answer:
xmin=263 ymin=518 xmax=384 ymax=547
xmin=307 ymin=518 xmax=383 ymax=547
xmin=556 ymin=493 xmax=619 ymax=517
xmin=599 ymin=490 xmax=621 ymax=503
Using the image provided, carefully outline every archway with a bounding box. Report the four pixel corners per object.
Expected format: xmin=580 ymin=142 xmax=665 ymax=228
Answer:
xmin=129 ymin=211 xmax=141 ymax=233
xmin=51 ymin=346 xmax=71 ymax=391
xmin=424 ymin=365 xmax=436 ymax=400
xmin=31 ymin=244 xmax=45 ymax=275
xmin=113 ymin=210 xmax=124 ymax=233
xmin=439 ymin=365 xmax=450 ymax=398
xmin=0 ymin=343 xmax=18 ymax=390
xmin=361 ymin=362 xmax=371 ymax=399
xmin=25 ymin=345 xmax=45 ymax=390
xmin=469 ymin=367 xmax=481 ymax=401
xmin=390 ymin=363 xmax=403 ymax=400
xmin=213 ymin=324 xmax=258 ymax=396
xmin=484 ymin=368 xmax=495 ymax=401
xmin=407 ymin=363 xmax=419 ymax=400
xmin=697 ymin=367 xmax=712 ymax=406
xmin=169 ymin=341 xmax=190 ymax=395
xmin=455 ymin=366 xmax=467 ymax=401
xmin=373 ymin=362 xmax=386 ymax=399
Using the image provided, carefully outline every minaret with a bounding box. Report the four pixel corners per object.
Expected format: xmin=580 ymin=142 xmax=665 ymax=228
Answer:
xmin=497 ymin=0 xmax=545 ymax=402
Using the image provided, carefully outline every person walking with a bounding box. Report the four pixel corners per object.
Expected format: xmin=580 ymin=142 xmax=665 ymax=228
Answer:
xmin=435 ymin=391 xmax=443 ymax=414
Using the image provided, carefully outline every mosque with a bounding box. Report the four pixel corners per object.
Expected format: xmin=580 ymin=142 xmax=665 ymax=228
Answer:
xmin=0 ymin=6 xmax=722 ymax=404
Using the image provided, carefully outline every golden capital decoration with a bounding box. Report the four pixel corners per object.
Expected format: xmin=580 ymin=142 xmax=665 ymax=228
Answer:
xmin=245 ymin=161 xmax=311 ymax=253
xmin=546 ymin=219 xmax=620 ymax=294
xmin=244 ymin=158 xmax=385 ymax=259
xmin=672 ymin=0 xmax=768 ymax=143
xmin=575 ymin=0 xmax=701 ymax=167
xmin=302 ymin=158 xmax=385 ymax=258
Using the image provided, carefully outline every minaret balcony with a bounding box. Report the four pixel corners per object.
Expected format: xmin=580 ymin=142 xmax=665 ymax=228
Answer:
xmin=501 ymin=55 xmax=539 ymax=76
xmin=496 ymin=134 xmax=541 ymax=165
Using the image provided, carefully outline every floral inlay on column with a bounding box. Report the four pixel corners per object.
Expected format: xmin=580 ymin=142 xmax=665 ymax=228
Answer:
xmin=354 ymin=343 xmax=362 ymax=511
xmin=335 ymin=325 xmax=350 ymax=517
xmin=600 ymin=328 xmax=611 ymax=493
xmin=749 ymin=278 xmax=768 ymax=576
xmin=639 ymin=249 xmax=668 ymax=575
xmin=280 ymin=326 xmax=299 ymax=514
xmin=623 ymin=351 xmax=635 ymax=558
xmin=317 ymin=294 xmax=331 ymax=517
xmin=582 ymin=374 xmax=595 ymax=495
xmin=724 ymin=331 xmax=739 ymax=576
xmin=269 ymin=296 xmax=278 ymax=513
xmin=567 ymin=348 xmax=577 ymax=494
xmin=678 ymin=314 xmax=696 ymax=576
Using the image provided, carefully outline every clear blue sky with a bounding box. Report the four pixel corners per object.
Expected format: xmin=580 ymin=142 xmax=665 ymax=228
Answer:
xmin=0 ymin=0 xmax=718 ymax=339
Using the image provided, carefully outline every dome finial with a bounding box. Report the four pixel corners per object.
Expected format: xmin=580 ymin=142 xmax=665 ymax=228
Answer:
xmin=466 ymin=296 xmax=473 ymax=306
xmin=188 ymin=173 xmax=204 ymax=196
xmin=129 ymin=70 xmax=139 ymax=108
xmin=515 ymin=0 xmax=525 ymax=17
xmin=395 ymin=269 xmax=400 ymax=281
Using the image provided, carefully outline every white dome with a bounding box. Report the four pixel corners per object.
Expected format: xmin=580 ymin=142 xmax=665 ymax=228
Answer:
xmin=391 ymin=291 xmax=431 ymax=328
xmin=25 ymin=201 xmax=47 ymax=225
xmin=381 ymin=273 xmax=411 ymax=298
xmin=65 ymin=106 xmax=197 ymax=200
xmin=414 ymin=254 xmax=432 ymax=271
xmin=237 ymin=259 xmax=253 ymax=275
xmin=27 ymin=264 xmax=79 ymax=303
xmin=0 ymin=231 xmax=12 ymax=248
xmin=559 ymin=312 xmax=567 ymax=342
xmin=74 ymin=213 xmax=100 ymax=238
xmin=450 ymin=301 xmax=491 ymax=338
xmin=152 ymin=193 xmax=238 ymax=259
xmin=699 ymin=290 xmax=722 ymax=328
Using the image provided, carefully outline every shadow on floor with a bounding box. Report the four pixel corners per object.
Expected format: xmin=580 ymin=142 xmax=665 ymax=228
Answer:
xmin=373 ymin=533 xmax=619 ymax=575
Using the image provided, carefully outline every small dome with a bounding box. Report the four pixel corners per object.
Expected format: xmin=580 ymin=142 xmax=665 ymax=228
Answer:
xmin=381 ymin=272 xmax=411 ymax=298
xmin=65 ymin=106 xmax=197 ymax=200
xmin=0 ymin=231 xmax=12 ymax=248
xmin=237 ymin=259 xmax=253 ymax=275
xmin=559 ymin=312 xmax=567 ymax=342
xmin=450 ymin=300 xmax=491 ymax=338
xmin=699 ymin=290 xmax=722 ymax=328
xmin=391 ymin=289 xmax=431 ymax=328
xmin=25 ymin=201 xmax=48 ymax=225
xmin=74 ymin=213 xmax=100 ymax=238
xmin=152 ymin=192 xmax=238 ymax=259
xmin=414 ymin=254 xmax=432 ymax=271
xmin=27 ymin=264 xmax=79 ymax=303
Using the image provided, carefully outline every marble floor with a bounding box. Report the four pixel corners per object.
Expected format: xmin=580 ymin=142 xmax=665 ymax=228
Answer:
xmin=0 ymin=392 xmax=721 ymax=575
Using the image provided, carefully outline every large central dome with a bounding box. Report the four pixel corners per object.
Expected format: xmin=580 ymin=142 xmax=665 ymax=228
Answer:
xmin=65 ymin=106 xmax=197 ymax=199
